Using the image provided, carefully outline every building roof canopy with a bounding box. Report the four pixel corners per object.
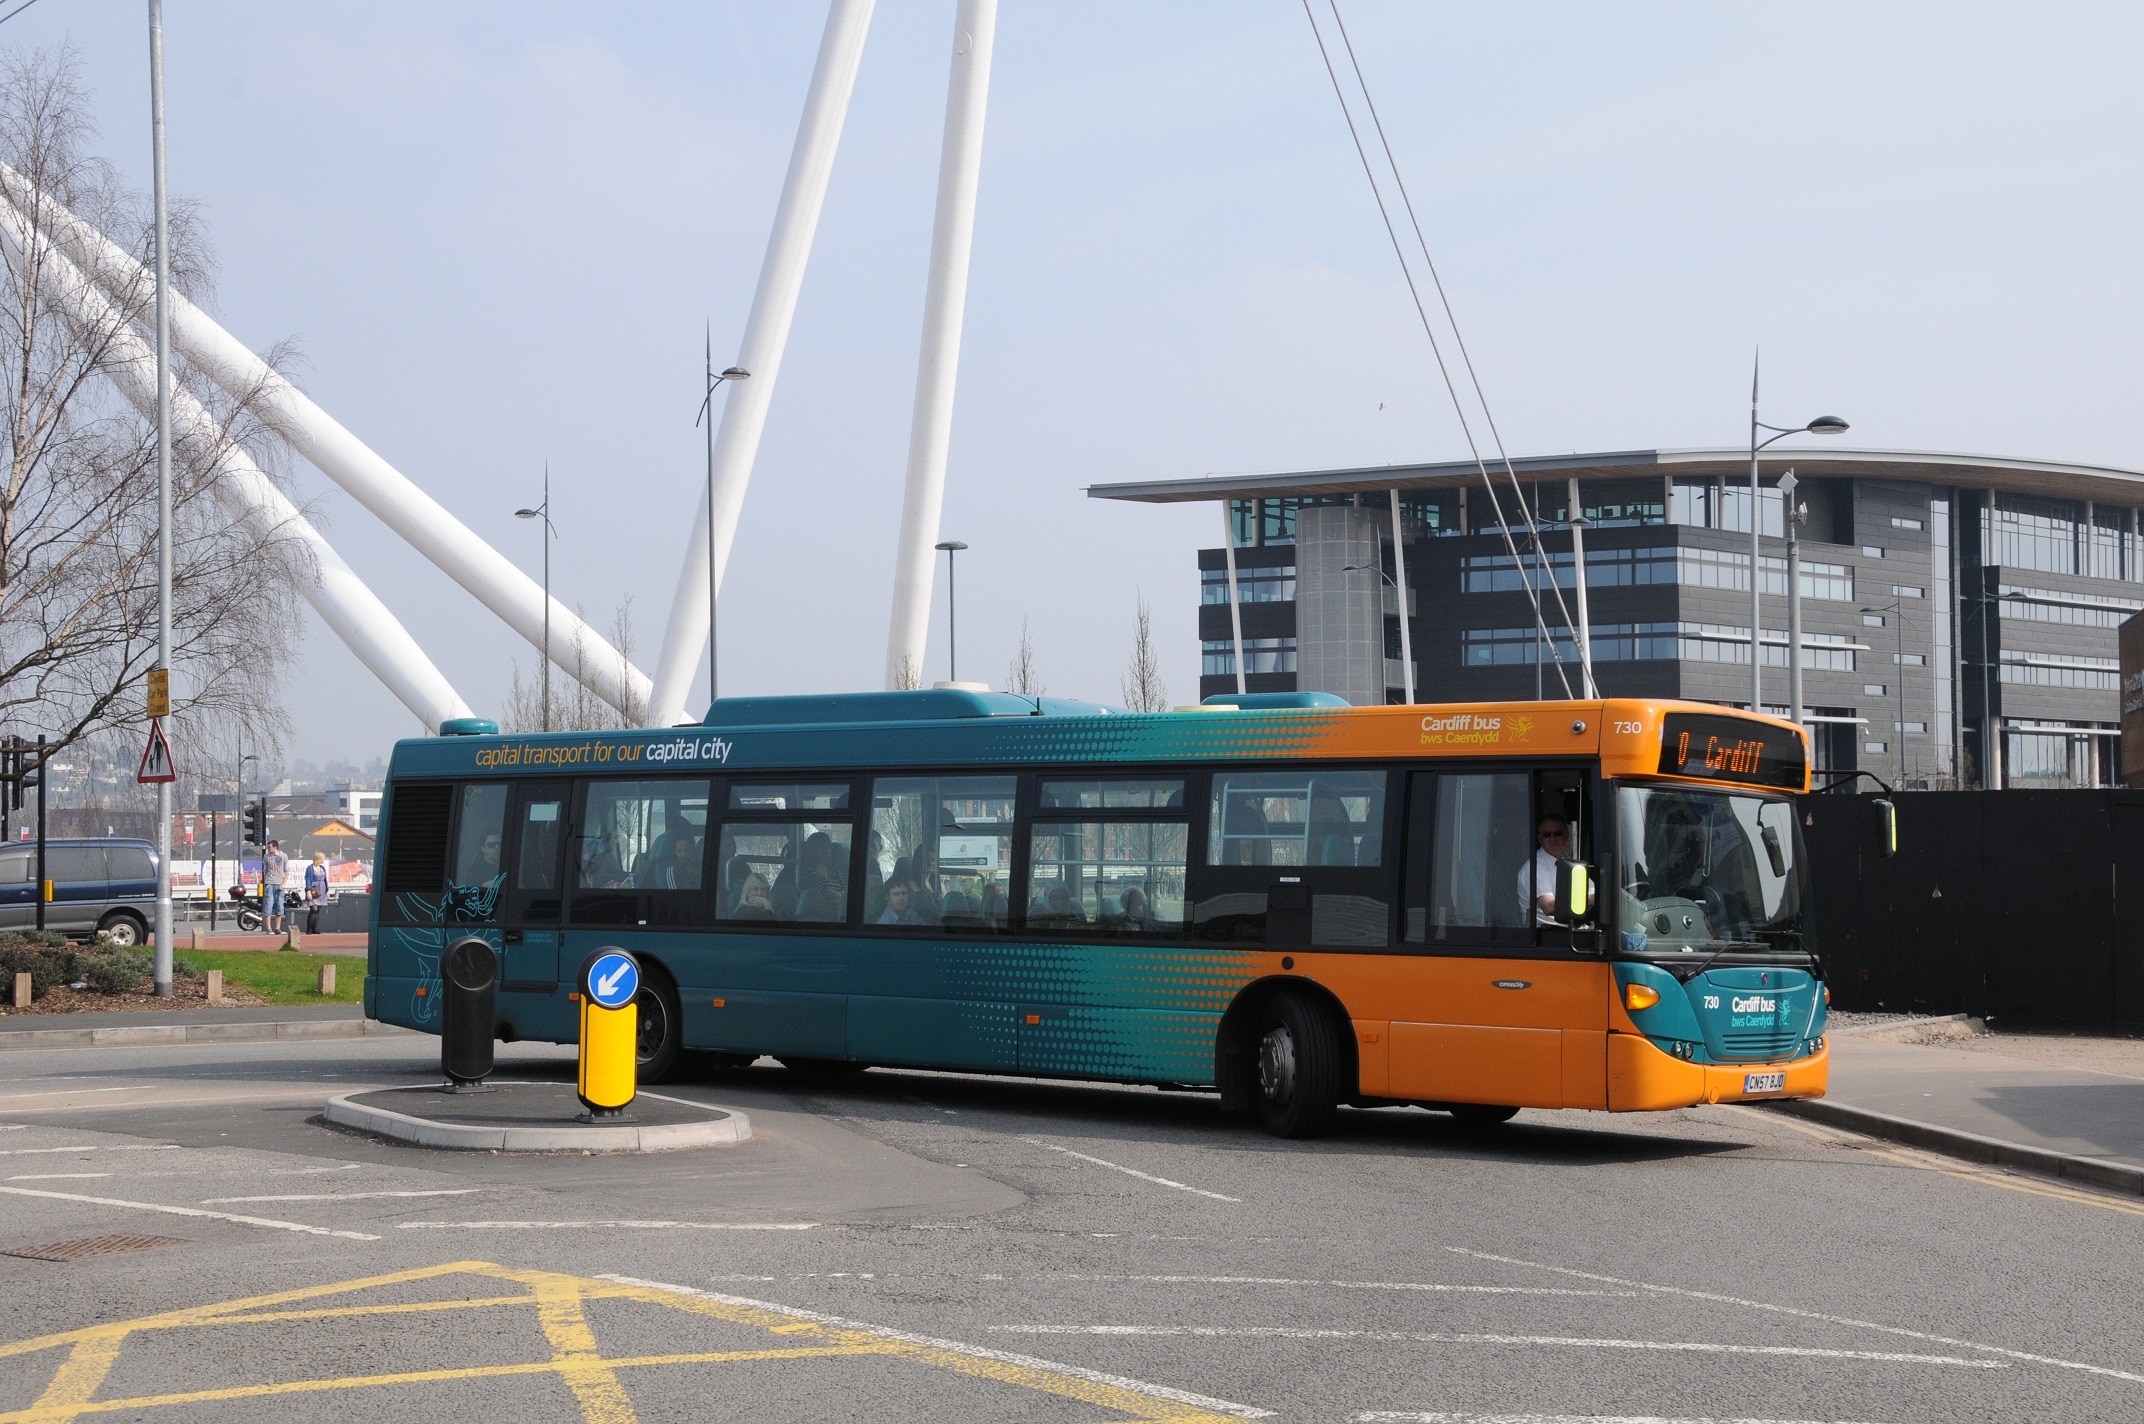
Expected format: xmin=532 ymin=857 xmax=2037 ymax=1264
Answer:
xmin=1088 ymin=447 xmax=2144 ymax=509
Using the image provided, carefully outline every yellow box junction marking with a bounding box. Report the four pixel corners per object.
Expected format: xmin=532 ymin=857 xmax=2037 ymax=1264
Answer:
xmin=0 ymin=1260 xmax=1255 ymax=1424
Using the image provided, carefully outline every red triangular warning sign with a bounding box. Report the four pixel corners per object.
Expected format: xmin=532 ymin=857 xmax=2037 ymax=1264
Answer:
xmin=137 ymin=718 xmax=177 ymax=784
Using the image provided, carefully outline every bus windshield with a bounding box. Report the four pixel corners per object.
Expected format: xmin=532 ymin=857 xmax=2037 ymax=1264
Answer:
xmin=1615 ymin=785 xmax=1805 ymax=958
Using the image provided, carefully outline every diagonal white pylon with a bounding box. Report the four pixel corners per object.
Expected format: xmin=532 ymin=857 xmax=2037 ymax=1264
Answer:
xmin=2 ymin=163 xmax=651 ymax=721
xmin=647 ymin=0 xmax=878 ymax=726
xmin=0 ymin=190 xmax=474 ymax=731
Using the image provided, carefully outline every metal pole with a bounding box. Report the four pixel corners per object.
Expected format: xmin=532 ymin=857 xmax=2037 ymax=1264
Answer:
xmin=649 ymin=0 xmax=879 ymax=722
xmin=148 ymin=0 xmax=174 ymax=995
xmin=946 ymin=545 xmax=957 ymax=683
xmin=541 ymin=464 xmax=551 ymax=733
xmin=1898 ymin=604 xmax=1907 ymax=782
xmin=1750 ymin=355 xmax=1762 ymax=713
xmin=705 ymin=328 xmax=718 ymax=706
xmin=1565 ymin=479 xmax=1595 ymax=699
xmin=1782 ymin=470 xmax=1802 ymax=725
xmin=1980 ymin=580 xmax=1994 ymax=788
xmin=1220 ymin=504 xmax=1247 ymax=695
xmin=1389 ymin=489 xmax=1416 ymax=703
xmin=34 ymin=734 xmax=45 ymax=932
xmin=884 ymin=0 xmax=999 ymax=688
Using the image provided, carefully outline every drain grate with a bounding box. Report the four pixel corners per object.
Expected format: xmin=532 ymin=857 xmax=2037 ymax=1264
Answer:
xmin=3 ymin=1234 xmax=187 ymax=1262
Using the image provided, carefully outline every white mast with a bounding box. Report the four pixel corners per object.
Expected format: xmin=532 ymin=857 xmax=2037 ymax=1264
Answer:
xmin=883 ymin=0 xmax=998 ymax=689
xmin=5 ymin=165 xmax=649 ymax=719
xmin=0 ymin=195 xmax=473 ymax=730
xmin=646 ymin=0 xmax=878 ymax=725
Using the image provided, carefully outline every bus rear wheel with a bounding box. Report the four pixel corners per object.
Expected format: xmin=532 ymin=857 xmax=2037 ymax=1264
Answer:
xmin=634 ymin=972 xmax=685 ymax=1084
xmin=1256 ymin=992 xmax=1342 ymax=1139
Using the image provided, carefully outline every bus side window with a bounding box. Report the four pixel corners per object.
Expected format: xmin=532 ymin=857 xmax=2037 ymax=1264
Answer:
xmin=445 ymin=783 xmax=509 ymax=924
xmin=379 ymin=782 xmax=454 ymax=917
xmin=869 ymin=776 xmax=1017 ymax=931
xmin=1195 ymin=770 xmax=1390 ymax=947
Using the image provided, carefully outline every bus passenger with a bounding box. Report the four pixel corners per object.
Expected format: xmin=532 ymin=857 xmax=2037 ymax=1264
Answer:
xmin=1120 ymin=886 xmax=1150 ymax=929
xmin=874 ymin=878 xmax=928 ymax=926
xmin=910 ymin=845 xmax=944 ymax=922
xmin=721 ymin=853 xmax=753 ymax=913
xmin=732 ymin=872 xmax=777 ymax=920
xmin=657 ymin=834 xmax=701 ymax=890
xmin=1307 ymin=786 xmax=1358 ymax=866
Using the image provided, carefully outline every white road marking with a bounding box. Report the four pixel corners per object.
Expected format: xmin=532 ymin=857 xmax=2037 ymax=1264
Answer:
xmin=986 ymin=1326 xmax=2001 ymax=1368
xmin=266 ymin=1163 xmax=362 ymax=1175
xmin=398 ymin=1219 xmax=817 ymax=1231
xmin=1451 ymin=1247 xmax=2144 ymax=1387
xmin=0 ymin=1085 xmax=151 ymax=1101
xmin=602 ymin=1273 xmax=1274 ymax=1419
xmin=0 ymin=1184 xmax=379 ymax=1240
xmin=1069 ymin=1274 xmax=1630 ymax=1297
xmin=1023 ymin=1139 xmax=1241 ymax=1202
xmin=9 ymin=1173 xmax=111 ymax=1180
xmin=0 ymin=1145 xmax=179 ymax=1155
xmin=1357 ymin=1415 xmax=1890 ymax=1423
xmin=201 ymin=1188 xmax=484 ymax=1204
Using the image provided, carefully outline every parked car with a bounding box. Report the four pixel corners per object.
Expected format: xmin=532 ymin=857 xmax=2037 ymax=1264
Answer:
xmin=0 ymin=838 xmax=157 ymax=946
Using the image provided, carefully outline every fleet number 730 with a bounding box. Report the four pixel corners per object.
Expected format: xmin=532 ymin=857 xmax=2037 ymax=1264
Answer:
xmin=1613 ymin=720 xmax=1645 ymax=735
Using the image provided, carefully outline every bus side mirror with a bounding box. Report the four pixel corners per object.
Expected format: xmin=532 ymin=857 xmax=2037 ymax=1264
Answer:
xmin=1871 ymin=798 xmax=1898 ymax=858
xmin=1554 ymin=859 xmax=1595 ymax=925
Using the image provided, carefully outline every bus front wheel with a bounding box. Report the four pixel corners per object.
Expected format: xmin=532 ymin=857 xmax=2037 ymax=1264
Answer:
xmin=1256 ymin=993 xmax=1342 ymax=1139
xmin=635 ymin=971 xmax=685 ymax=1084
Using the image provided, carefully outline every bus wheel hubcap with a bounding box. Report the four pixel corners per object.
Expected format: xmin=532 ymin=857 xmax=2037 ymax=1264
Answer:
xmin=1259 ymin=1025 xmax=1297 ymax=1103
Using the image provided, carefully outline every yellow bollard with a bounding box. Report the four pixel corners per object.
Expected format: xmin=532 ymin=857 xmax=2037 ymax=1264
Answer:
xmin=576 ymin=949 xmax=640 ymax=1121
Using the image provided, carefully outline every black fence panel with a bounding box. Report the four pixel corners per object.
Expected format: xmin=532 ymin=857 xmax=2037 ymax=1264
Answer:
xmin=1808 ymin=789 xmax=2144 ymax=1034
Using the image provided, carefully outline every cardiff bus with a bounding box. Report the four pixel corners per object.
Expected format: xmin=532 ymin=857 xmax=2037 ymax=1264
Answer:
xmin=366 ymin=689 xmax=1831 ymax=1137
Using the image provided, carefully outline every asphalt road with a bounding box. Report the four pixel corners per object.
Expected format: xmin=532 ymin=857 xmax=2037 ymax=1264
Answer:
xmin=0 ymin=1037 xmax=2139 ymax=1424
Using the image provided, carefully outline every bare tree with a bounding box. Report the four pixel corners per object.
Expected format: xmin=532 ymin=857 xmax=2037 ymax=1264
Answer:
xmin=503 ymin=596 xmax=646 ymax=732
xmin=1120 ymin=594 xmax=1168 ymax=712
xmin=0 ymin=48 xmax=303 ymax=768
xmin=1006 ymin=614 xmax=1044 ymax=697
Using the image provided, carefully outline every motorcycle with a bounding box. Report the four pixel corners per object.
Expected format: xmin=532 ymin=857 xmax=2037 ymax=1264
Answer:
xmin=227 ymin=885 xmax=267 ymax=934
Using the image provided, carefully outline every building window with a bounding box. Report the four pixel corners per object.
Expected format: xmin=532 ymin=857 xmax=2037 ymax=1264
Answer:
xmin=1894 ymin=653 xmax=1926 ymax=666
xmin=1890 ymin=516 xmax=1924 ymax=530
xmin=1865 ymin=741 xmax=1888 ymax=754
xmin=1200 ymin=566 xmax=1296 ymax=604
xmin=1864 ymin=683 xmax=1887 ymax=696
xmin=1998 ymin=652 xmax=2119 ymax=690
xmin=1670 ymin=478 xmax=1718 ymax=528
xmin=1895 ymin=722 xmax=1928 ymax=733
xmin=1987 ymin=492 xmax=2083 ymax=574
xmin=1863 ymin=546 xmax=1885 ymax=558
xmin=1998 ymin=584 xmax=2144 ymax=628
xmin=1892 ymin=585 xmax=1925 ymax=598
xmin=1862 ymin=614 xmax=1885 ymax=626
xmin=1203 ymin=638 xmax=1296 ymax=676
xmin=1460 ymin=622 xmax=1854 ymax=670
xmin=2091 ymin=506 xmax=2128 ymax=579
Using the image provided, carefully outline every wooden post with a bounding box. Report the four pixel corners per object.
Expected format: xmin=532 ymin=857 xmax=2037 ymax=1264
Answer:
xmin=11 ymin=971 xmax=29 ymax=1008
xmin=317 ymin=962 xmax=336 ymax=996
xmin=205 ymin=970 xmax=223 ymax=1004
xmin=189 ymin=926 xmax=204 ymax=950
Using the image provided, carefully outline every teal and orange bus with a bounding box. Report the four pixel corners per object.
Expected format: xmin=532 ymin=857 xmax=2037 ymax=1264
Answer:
xmin=366 ymin=689 xmax=1829 ymax=1137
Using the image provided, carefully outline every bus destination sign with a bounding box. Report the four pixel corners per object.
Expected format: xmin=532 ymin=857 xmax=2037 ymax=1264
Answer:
xmin=1656 ymin=712 xmax=1806 ymax=789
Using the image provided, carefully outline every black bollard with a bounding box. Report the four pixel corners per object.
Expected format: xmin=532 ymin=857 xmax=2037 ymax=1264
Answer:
xmin=440 ymin=935 xmax=499 ymax=1092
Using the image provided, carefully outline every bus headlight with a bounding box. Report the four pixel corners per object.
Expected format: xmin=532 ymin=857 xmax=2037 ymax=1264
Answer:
xmin=1623 ymin=983 xmax=1661 ymax=1011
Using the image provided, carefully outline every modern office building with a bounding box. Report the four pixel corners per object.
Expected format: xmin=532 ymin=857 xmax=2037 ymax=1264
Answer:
xmin=1090 ymin=448 xmax=2144 ymax=788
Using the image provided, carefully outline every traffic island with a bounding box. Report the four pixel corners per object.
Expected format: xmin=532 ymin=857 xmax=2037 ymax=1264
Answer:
xmin=323 ymin=1081 xmax=750 ymax=1153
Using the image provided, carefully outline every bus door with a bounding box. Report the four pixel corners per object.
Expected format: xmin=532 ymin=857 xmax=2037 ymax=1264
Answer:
xmin=499 ymin=780 xmax=568 ymax=989
xmin=1389 ymin=766 xmax=1607 ymax=1110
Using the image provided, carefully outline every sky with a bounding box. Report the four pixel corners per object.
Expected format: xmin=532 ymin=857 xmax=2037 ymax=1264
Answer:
xmin=8 ymin=1 xmax=2143 ymax=769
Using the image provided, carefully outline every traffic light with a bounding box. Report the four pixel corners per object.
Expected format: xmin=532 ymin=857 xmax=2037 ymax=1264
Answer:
xmin=243 ymin=798 xmax=266 ymax=847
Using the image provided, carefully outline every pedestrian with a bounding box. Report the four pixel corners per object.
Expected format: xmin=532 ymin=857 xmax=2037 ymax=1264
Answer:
xmin=263 ymin=838 xmax=288 ymax=935
xmin=304 ymin=852 xmax=331 ymax=935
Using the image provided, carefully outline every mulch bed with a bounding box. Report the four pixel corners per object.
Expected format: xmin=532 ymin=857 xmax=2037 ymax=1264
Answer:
xmin=0 ymin=972 xmax=267 ymax=1016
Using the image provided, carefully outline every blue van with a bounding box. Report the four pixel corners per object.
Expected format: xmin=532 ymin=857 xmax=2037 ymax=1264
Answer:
xmin=0 ymin=838 xmax=158 ymax=945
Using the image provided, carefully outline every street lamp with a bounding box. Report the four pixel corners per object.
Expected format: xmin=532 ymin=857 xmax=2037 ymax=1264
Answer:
xmin=694 ymin=345 xmax=750 ymax=704
xmin=1749 ymin=369 xmax=1848 ymax=712
xmin=1342 ymin=561 xmax=1416 ymax=703
xmin=1778 ymin=470 xmax=1803 ymax=726
xmin=514 ymin=464 xmax=557 ymax=733
xmin=935 ymin=541 xmax=968 ymax=684
xmin=1860 ymin=598 xmax=1906 ymax=783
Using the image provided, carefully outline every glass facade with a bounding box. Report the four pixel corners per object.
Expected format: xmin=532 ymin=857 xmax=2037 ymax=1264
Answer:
xmin=1202 ymin=637 xmax=1296 ymax=676
xmin=1457 ymin=545 xmax=1848 ymax=598
xmin=1461 ymin=623 xmax=1857 ymax=669
xmin=1200 ymin=566 xmax=1295 ymax=604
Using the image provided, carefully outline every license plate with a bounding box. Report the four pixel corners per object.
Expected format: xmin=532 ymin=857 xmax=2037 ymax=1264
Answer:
xmin=1743 ymin=1071 xmax=1786 ymax=1094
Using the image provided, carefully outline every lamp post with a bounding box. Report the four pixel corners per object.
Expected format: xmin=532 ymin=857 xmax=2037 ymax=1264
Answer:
xmin=1342 ymin=559 xmax=1416 ymax=703
xmin=1860 ymin=598 xmax=1906 ymax=782
xmin=935 ymin=540 xmax=968 ymax=683
xmin=1779 ymin=469 xmax=1803 ymax=726
xmin=694 ymin=346 xmax=750 ymax=705
xmin=1748 ymin=360 xmax=1848 ymax=712
xmin=515 ymin=467 xmax=557 ymax=732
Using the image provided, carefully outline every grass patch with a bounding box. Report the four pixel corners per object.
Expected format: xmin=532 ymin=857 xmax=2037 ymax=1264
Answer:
xmin=180 ymin=950 xmax=365 ymax=1006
